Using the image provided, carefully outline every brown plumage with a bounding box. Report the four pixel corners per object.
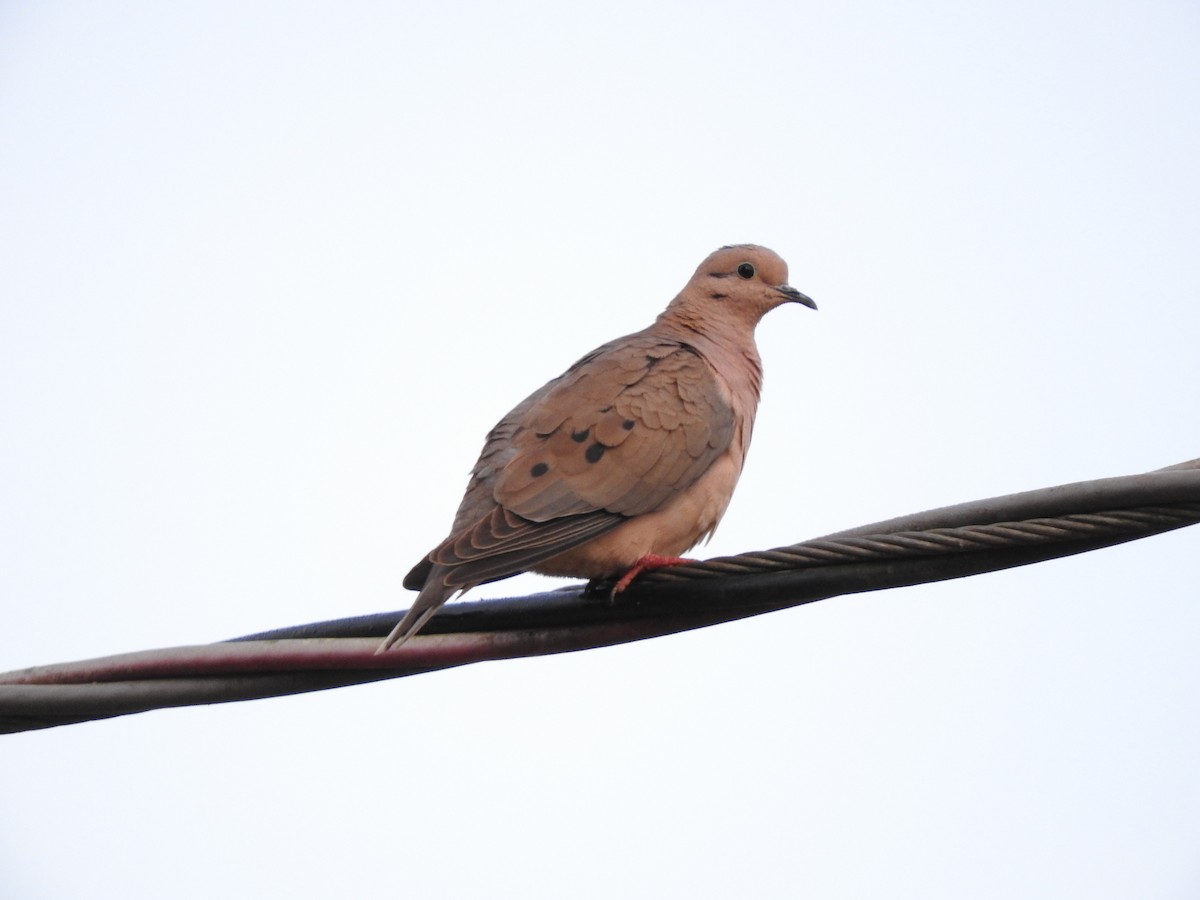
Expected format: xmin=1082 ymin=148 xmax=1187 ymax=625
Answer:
xmin=378 ymin=245 xmax=815 ymax=652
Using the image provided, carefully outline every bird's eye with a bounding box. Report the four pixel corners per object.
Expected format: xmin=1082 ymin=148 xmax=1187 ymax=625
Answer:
xmin=737 ymin=262 xmax=756 ymax=279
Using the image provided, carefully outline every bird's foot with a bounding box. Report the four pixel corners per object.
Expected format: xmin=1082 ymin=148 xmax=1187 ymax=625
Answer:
xmin=611 ymin=554 xmax=697 ymax=596
xmin=582 ymin=577 xmax=612 ymax=599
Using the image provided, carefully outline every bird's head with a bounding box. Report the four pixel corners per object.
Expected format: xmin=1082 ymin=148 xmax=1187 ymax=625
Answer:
xmin=672 ymin=244 xmax=816 ymax=326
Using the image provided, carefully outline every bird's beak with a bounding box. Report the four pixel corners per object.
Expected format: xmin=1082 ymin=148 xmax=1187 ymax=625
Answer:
xmin=775 ymin=284 xmax=817 ymax=310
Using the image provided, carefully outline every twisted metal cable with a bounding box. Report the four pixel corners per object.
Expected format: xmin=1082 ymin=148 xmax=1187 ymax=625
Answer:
xmin=645 ymin=504 xmax=1200 ymax=581
xmin=1 ymin=459 xmax=1197 ymax=733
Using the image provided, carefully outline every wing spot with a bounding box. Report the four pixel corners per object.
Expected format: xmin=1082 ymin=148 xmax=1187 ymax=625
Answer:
xmin=622 ymin=419 xmax=636 ymax=431
xmin=585 ymin=442 xmax=606 ymax=464
xmin=571 ymin=428 xmax=589 ymax=442
xmin=530 ymin=462 xmax=549 ymax=477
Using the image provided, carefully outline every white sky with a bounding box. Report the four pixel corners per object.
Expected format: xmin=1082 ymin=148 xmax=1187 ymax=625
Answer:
xmin=2 ymin=2 xmax=1198 ymax=897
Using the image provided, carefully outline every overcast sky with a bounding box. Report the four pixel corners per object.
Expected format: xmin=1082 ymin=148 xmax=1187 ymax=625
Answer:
xmin=2 ymin=2 xmax=1198 ymax=897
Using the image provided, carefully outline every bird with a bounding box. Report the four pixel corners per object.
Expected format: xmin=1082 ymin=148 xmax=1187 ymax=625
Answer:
xmin=378 ymin=244 xmax=816 ymax=652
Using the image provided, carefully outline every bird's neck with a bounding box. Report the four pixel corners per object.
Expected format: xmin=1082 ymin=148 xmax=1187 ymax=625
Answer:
xmin=653 ymin=306 xmax=765 ymax=404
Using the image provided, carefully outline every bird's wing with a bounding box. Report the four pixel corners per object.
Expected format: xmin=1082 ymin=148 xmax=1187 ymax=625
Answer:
xmin=495 ymin=338 xmax=735 ymax=519
xmin=406 ymin=337 xmax=735 ymax=590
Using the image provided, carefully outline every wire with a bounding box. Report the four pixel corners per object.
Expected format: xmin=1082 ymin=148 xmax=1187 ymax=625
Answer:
xmin=2 ymin=459 xmax=1197 ymax=734
xmin=650 ymin=506 xmax=1200 ymax=580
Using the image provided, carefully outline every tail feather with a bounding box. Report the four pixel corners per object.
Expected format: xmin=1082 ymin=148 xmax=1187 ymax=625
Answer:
xmin=375 ymin=580 xmax=456 ymax=653
xmin=402 ymin=556 xmax=433 ymax=591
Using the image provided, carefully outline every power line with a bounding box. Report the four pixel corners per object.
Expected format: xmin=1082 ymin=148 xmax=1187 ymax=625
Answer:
xmin=2 ymin=459 xmax=1196 ymax=734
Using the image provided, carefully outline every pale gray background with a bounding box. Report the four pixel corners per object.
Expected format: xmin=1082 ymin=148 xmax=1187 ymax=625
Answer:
xmin=2 ymin=2 xmax=1198 ymax=897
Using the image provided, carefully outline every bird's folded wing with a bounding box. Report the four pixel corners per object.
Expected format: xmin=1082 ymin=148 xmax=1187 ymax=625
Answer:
xmin=495 ymin=339 xmax=736 ymax=519
xmin=404 ymin=339 xmax=736 ymax=591
xmin=421 ymin=506 xmax=624 ymax=589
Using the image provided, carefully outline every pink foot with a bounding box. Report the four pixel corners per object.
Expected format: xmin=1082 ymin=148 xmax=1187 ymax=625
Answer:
xmin=612 ymin=553 xmax=697 ymax=594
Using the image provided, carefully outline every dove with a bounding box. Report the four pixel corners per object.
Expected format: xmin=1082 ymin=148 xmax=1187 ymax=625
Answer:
xmin=378 ymin=244 xmax=815 ymax=652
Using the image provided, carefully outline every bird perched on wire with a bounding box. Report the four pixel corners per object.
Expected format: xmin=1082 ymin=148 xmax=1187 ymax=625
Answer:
xmin=378 ymin=244 xmax=816 ymax=652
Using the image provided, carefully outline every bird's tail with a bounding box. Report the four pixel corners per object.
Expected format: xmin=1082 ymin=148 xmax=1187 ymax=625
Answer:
xmin=375 ymin=580 xmax=456 ymax=654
